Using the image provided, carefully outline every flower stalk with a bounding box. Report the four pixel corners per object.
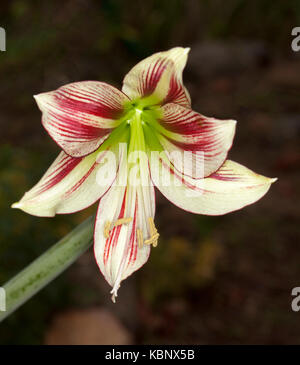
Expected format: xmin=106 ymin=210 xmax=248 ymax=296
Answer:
xmin=0 ymin=216 xmax=94 ymax=322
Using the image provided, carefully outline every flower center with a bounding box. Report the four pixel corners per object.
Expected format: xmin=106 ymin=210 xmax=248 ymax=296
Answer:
xmin=124 ymin=97 xmax=161 ymax=125
xmin=122 ymin=98 xmax=163 ymax=155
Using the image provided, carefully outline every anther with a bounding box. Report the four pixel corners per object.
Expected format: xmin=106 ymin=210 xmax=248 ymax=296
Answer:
xmin=104 ymin=217 xmax=132 ymax=238
xmin=144 ymin=233 xmax=159 ymax=246
xmin=146 ymin=217 xmax=159 ymax=247
xmin=113 ymin=217 xmax=132 ymax=227
xmin=137 ymin=229 xmax=144 ymax=248
xmin=104 ymin=221 xmax=111 ymax=238
xmin=148 ymin=217 xmax=157 ymax=235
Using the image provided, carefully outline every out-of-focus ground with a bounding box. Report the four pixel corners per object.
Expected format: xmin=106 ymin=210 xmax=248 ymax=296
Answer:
xmin=0 ymin=0 xmax=299 ymax=344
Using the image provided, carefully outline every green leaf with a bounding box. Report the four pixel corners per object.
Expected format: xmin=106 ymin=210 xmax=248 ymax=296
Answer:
xmin=0 ymin=216 xmax=94 ymax=322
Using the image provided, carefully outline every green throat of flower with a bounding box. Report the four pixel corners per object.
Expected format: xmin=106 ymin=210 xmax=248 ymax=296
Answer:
xmin=100 ymin=97 xmax=165 ymax=156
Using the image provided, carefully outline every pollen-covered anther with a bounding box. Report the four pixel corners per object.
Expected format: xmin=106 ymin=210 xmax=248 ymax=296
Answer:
xmin=148 ymin=217 xmax=157 ymax=234
xmin=137 ymin=229 xmax=144 ymax=248
xmin=113 ymin=217 xmax=133 ymax=227
xmin=144 ymin=217 xmax=159 ymax=247
xmin=144 ymin=233 xmax=159 ymax=247
xmin=103 ymin=217 xmax=133 ymax=238
xmin=104 ymin=221 xmax=111 ymax=239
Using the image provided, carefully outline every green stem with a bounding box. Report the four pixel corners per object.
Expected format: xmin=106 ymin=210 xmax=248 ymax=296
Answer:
xmin=0 ymin=215 xmax=94 ymax=322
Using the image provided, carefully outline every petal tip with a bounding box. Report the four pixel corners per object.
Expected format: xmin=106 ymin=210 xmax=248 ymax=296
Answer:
xmin=111 ymin=293 xmax=116 ymax=303
xmin=33 ymin=93 xmax=47 ymax=110
xmin=110 ymin=289 xmax=118 ymax=303
xmin=227 ymin=119 xmax=237 ymax=130
xmin=33 ymin=93 xmax=42 ymax=101
xmin=11 ymin=202 xmax=22 ymax=209
xmin=261 ymin=175 xmax=277 ymax=185
xmin=224 ymin=119 xmax=237 ymax=144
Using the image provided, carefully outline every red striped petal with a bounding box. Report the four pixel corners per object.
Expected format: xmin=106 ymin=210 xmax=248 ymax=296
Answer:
xmin=12 ymin=147 xmax=118 ymax=217
xmin=157 ymin=103 xmax=236 ymax=178
xmin=122 ymin=47 xmax=191 ymax=107
xmin=94 ymin=154 xmax=155 ymax=300
xmin=35 ymin=81 xmax=129 ymax=157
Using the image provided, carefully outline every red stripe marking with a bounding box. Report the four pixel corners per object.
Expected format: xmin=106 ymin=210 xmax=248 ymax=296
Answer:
xmin=46 ymin=109 xmax=111 ymax=140
xmin=35 ymin=156 xmax=82 ymax=195
xmin=55 ymin=84 xmax=125 ymax=120
xmin=126 ymin=199 xmax=138 ymax=266
xmin=160 ymin=108 xmax=206 ymax=136
xmin=209 ymin=169 xmax=240 ymax=181
xmin=63 ymin=161 xmax=97 ymax=198
xmin=163 ymin=74 xmax=188 ymax=106
xmin=103 ymin=188 xmax=127 ymax=265
xmin=141 ymin=58 xmax=168 ymax=96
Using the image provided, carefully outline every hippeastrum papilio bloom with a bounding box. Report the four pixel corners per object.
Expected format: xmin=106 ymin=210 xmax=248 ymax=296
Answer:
xmin=12 ymin=48 xmax=276 ymax=301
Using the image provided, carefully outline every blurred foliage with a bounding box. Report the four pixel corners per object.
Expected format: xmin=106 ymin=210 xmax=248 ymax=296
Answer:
xmin=0 ymin=145 xmax=92 ymax=344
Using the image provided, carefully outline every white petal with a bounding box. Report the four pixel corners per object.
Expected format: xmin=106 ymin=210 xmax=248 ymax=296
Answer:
xmin=94 ymin=152 xmax=155 ymax=300
xmin=151 ymin=158 xmax=277 ymax=215
xmin=12 ymin=147 xmax=118 ymax=217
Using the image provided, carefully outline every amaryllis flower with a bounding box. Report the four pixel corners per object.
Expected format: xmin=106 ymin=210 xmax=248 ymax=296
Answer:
xmin=12 ymin=47 xmax=276 ymax=301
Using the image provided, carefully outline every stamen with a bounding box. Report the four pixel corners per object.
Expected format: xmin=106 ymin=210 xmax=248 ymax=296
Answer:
xmin=148 ymin=217 xmax=157 ymax=235
xmin=113 ymin=217 xmax=132 ymax=227
xmin=144 ymin=233 xmax=159 ymax=246
xmin=104 ymin=221 xmax=111 ymax=238
xmin=104 ymin=217 xmax=132 ymax=238
xmin=137 ymin=229 xmax=144 ymax=248
xmin=145 ymin=217 xmax=160 ymax=247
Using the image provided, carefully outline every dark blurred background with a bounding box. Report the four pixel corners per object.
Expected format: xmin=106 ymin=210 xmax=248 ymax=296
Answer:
xmin=0 ymin=0 xmax=299 ymax=344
